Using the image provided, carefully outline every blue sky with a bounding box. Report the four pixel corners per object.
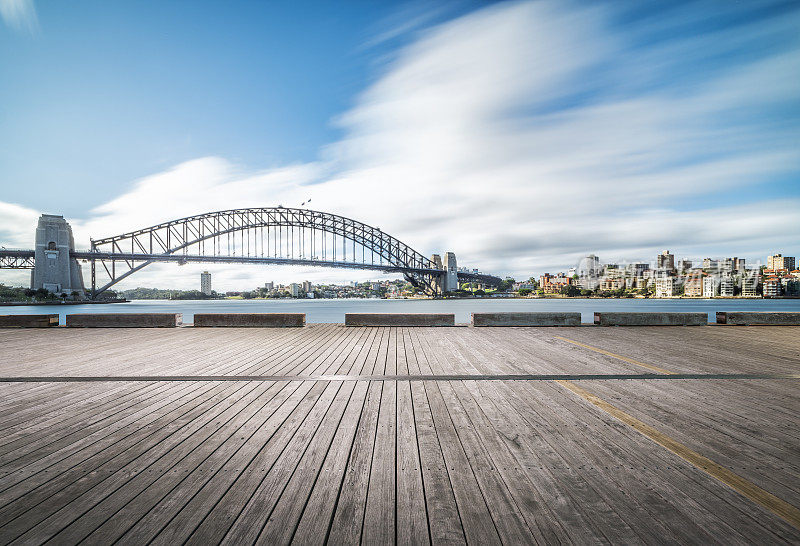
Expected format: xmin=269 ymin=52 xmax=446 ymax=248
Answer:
xmin=0 ymin=0 xmax=488 ymax=215
xmin=1 ymin=0 xmax=799 ymax=289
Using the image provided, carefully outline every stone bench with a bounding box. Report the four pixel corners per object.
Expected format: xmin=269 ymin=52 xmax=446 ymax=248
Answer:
xmin=472 ymin=312 xmax=581 ymax=327
xmin=716 ymin=312 xmax=800 ymax=325
xmin=345 ymin=313 xmax=455 ymax=327
xmin=0 ymin=314 xmax=59 ymax=328
xmin=594 ymin=312 xmax=707 ymax=326
xmin=193 ymin=313 xmax=305 ymax=327
xmin=66 ymin=313 xmax=182 ymax=328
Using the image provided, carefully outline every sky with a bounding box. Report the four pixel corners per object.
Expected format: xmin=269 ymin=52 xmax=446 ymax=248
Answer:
xmin=1 ymin=0 xmax=799 ymax=291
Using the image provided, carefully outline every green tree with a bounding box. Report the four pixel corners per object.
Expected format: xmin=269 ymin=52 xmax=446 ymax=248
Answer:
xmin=560 ymin=285 xmax=580 ymax=297
xmin=498 ymin=278 xmax=515 ymax=291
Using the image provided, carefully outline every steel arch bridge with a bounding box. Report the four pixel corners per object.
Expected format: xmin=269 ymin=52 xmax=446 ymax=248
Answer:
xmin=57 ymin=207 xmax=500 ymax=298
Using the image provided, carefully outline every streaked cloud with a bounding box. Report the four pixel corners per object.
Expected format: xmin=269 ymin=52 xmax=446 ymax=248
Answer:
xmin=1 ymin=1 xmax=798 ymax=290
xmin=0 ymin=0 xmax=38 ymax=34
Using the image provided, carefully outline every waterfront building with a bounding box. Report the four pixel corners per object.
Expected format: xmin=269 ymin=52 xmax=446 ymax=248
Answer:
xmin=200 ymin=271 xmax=212 ymax=296
xmin=265 ymin=281 xmax=274 ymax=291
xmin=767 ymin=254 xmax=796 ymax=271
xmin=302 ymin=280 xmax=312 ymax=293
xmin=763 ymin=277 xmax=782 ymax=297
xmin=290 ymin=283 xmax=300 ymax=297
xmin=684 ymin=274 xmax=703 ymax=297
xmin=782 ymin=277 xmax=800 ymax=296
xmin=657 ymin=250 xmax=675 ymax=272
xmin=719 ymin=275 xmax=735 ymax=297
xmin=655 ymin=277 xmax=675 ymax=298
xmin=702 ymin=276 xmax=716 ymax=298
xmin=678 ymin=260 xmax=693 ymax=273
xmin=600 ymin=277 xmax=625 ymax=291
xmin=733 ymin=257 xmax=746 ymax=271
xmin=742 ymin=271 xmax=759 ymax=297
xmin=578 ymin=254 xmax=601 ymax=290
xmin=539 ymin=273 xmax=573 ymax=294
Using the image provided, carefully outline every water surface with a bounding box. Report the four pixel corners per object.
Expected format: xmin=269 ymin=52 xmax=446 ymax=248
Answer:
xmin=3 ymin=298 xmax=799 ymax=324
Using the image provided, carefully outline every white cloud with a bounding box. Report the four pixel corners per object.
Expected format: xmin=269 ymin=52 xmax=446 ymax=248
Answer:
xmin=1 ymin=1 xmax=799 ymax=290
xmin=0 ymin=201 xmax=39 ymax=248
xmin=0 ymin=0 xmax=38 ymax=34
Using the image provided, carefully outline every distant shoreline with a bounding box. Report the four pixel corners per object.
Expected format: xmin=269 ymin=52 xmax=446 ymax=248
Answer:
xmin=0 ymin=299 xmax=128 ymax=306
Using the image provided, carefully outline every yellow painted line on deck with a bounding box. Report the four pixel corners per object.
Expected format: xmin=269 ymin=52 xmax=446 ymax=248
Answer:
xmin=556 ymin=379 xmax=800 ymax=530
xmin=555 ymin=336 xmax=675 ymax=375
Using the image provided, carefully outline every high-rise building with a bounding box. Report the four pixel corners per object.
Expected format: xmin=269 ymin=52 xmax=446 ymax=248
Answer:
xmin=719 ymin=275 xmax=735 ymax=297
xmin=678 ymin=259 xmax=692 ymax=273
xmin=763 ymin=277 xmax=782 ymax=297
xmin=290 ymin=283 xmax=300 ymax=297
xmin=657 ymin=250 xmax=674 ymax=271
xmin=577 ymin=254 xmax=601 ymax=290
xmin=767 ymin=254 xmax=796 ymax=271
xmin=265 ymin=281 xmax=274 ymax=291
xmin=626 ymin=263 xmax=649 ymax=276
xmin=200 ymin=271 xmax=212 ymax=295
xmin=302 ymin=280 xmax=312 ymax=293
xmin=733 ymin=257 xmax=746 ymax=271
xmin=702 ymin=276 xmax=716 ymax=298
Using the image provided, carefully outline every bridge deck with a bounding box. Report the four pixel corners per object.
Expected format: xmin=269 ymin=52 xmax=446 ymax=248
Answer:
xmin=0 ymin=325 xmax=798 ymax=544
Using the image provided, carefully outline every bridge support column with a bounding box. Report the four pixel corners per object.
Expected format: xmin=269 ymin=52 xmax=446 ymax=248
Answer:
xmin=32 ymin=214 xmax=86 ymax=298
xmin=440 ymin=252 xmax=458 ymax=293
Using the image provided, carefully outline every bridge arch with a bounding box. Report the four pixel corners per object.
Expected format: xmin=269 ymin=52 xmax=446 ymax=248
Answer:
xmin=87 ymin=207 xmax=445 ymax=296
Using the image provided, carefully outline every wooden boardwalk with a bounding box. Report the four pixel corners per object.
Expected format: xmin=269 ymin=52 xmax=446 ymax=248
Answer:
xmin=0 ymin=325 xmax=798 ymax=544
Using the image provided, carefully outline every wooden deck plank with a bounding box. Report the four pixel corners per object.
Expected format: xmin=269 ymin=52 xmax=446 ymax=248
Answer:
xmin=177 ymin=381 xmax=329 ymax=545
xmin=0 ymin=325 xmax=798 ymax=544
xmin=257 ymin=381 xmax=366 ymax=544
xmin=326 ymin=379 xmax=383 ymax=544
xmin=289 ymin=381 xmax=371 ymax=545
xmin=0 ymin=380 xmax=270 ymax=544
xmin=80 ymin=381 xmax=303 ymax=544
xmin=219 ymin=381 xmax=345 ymax=544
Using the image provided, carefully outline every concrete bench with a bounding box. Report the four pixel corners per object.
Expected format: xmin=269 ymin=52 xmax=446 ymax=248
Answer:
xmin=0 ymin=314 xmax=59 ymax=328
xmin=345 ymin=313 xmax=455 ymax=327
xmin=717 ymin=312 xmax=800 ymax=325
xmin=594 ymin=312 xmax=707 ymax=326
xmin=193 ymin=313 xmax=305 ymax=327
xmin=472 ymin=312 xmax=581 ymax=327
xmin=66 ymin=313 xmax=182 ymax=328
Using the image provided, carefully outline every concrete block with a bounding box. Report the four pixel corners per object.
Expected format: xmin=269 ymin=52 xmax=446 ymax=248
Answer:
xmin=717 ymin=312 xmax=800 ymax=325
xmin=345 ymin=313 xmax=455 ymax=327
xmin=472 ymin=312 xmax=581 ymax=327
xmin=0 ymin=314 xmax=59 ymax=328
xmin=594 ymin=312 xmax=707 ymax=326
xmin=66 ymin=313 xmax=182 ymax=328
xmin=193 ymin=313 xmax=305 ymax=327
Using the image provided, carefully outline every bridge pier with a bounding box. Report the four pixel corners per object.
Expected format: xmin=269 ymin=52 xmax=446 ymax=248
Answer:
xmin=428 ymin=252 xmax=460 ymax=295
xmin=32 ymin=214 xmax=86 ymax=298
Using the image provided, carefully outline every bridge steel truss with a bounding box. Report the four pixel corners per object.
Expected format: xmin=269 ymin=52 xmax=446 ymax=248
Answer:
xmin=85 ymin=208 xmax=454 ymax=298
xmin=0 ymin=250 xmax=35 ymax=269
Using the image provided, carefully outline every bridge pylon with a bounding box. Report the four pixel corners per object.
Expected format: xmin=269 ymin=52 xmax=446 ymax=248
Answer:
xmin=32 ymin=214 xmax=86 ymax=298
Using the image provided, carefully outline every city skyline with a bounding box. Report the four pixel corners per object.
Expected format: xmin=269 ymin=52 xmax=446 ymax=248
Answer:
xmin=2 ymin=1 xmax=799 ymax=290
